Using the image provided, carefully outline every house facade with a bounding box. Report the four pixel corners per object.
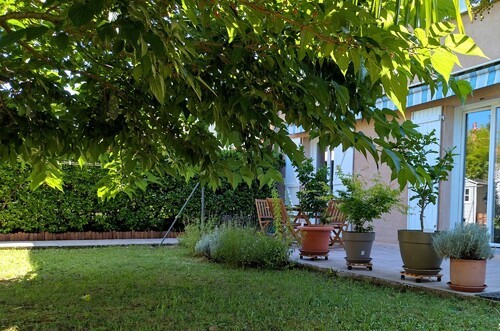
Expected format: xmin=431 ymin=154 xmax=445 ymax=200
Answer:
xmin=284 ymin=6 xmax=500 ymax=246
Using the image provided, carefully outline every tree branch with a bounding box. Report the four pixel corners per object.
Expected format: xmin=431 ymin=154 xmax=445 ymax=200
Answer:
xmin=0 ymin=12 xmax=61 ymax=24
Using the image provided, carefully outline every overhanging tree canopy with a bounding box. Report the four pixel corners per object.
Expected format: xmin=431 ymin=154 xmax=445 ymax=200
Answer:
xmin=0 ymin=0 xmax=487 ymax=197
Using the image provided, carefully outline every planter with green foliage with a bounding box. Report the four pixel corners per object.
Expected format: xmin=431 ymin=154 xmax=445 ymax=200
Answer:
xmin=336 ymin=171 xmax=402 ymax=265
xmin=433 ymin=223 xmax=494 ymax=292
xmin=390 ymin=131 xmax=456 ymax=276
xmin=294 ymin=157 xmax=332 ymax=223
xmin=294 ymin=158 xmax=333 ymax=259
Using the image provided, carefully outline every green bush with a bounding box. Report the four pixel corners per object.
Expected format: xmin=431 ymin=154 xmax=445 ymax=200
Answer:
xmin=0 ymin=161 xmax=273 ymax=233
xmin=202 ymin=226 xmax=291 ymax=269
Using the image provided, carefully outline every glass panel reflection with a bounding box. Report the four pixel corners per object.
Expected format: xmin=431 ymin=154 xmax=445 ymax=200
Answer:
xmin=463 ymin=110 xmax=490 ymax=228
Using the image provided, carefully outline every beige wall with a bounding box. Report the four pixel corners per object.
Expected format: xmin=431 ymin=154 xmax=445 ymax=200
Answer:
xmin=457 ymin=4 xmax=500 ymax=69
xmin=354 ymin=119 xmax=408 ymax=244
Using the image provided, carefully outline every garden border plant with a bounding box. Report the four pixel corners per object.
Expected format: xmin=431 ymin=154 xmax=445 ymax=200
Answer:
xmin=336 ymin=169 xmax=404 ymax=265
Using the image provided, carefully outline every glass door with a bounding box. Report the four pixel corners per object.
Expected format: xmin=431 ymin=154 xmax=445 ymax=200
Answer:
xmin=463 ymin=110 xmax=490 ymax=225
xmin=462 ymin=108 xmax=500 ymax=244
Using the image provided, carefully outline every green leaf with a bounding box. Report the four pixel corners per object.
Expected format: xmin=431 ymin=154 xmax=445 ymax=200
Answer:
xmin=268 ymin=169 xmax=283 ymax=183
xmin=414 ymin=28 xmax=428 ymax=47
xmin=54 ymin=33 xmax=70 ymax=49
xmin=429 ymin=22 xmax=455 ymax=37
xmin=445 ymin=34 xmax=487 ymax=58
xmin=381 ymin=71 xmax=408 ymax=112
xmin=332 ymin=82 xmax=350 ymax=112
xmin=149 ymin=75 xmax=165 ymax=104
xmin=0 ymin=30 xmax=26 ymax=49
xmin=299 ymin=29 xmax=314 ymax=61
xmin=68 ymin=3 xmax=95 ymax=27
xmin=240 ymin=166 xmax=254 ymax=186
xmin=430 ymin=48 xmax=458 ymax=82
xmin=449 ymin=78 xmax=473 ymax=104
xmin=226 ymin=25 xmax=236 ymax=43
xmin=135 ymin=178 xmax=148 ymax=191
xmin=45 ymin=175 xmax=64 ymax=192
xmin=144 ymin=32 xmax=165 ymax=56
xmin=25 ymin=26 xmax=49 ymax=41
xmin=382 ymin=148 xmax=401 ymax=173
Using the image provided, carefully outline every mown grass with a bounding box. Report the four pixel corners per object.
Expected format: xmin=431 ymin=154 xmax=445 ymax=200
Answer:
xmin=0 ymin=246 xmax=498 ymax=330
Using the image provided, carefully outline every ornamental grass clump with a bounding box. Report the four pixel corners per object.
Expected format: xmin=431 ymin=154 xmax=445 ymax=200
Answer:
xmin=433 ymin=223 xmax=494 ymax=260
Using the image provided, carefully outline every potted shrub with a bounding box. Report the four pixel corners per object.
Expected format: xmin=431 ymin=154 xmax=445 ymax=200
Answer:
xmin=389 ymin=130 xmax=456 ymax=276
xmin=336 ymin=170 xmax=403 ymax=265
xmin=294 ymin=158 xmax=334 ymax=259
xmin=433 ymin=223 xmax=494 ymax=292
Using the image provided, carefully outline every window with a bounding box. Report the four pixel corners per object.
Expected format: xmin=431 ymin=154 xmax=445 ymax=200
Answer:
xmin=464 ymin=188 xmax=470 ymax=202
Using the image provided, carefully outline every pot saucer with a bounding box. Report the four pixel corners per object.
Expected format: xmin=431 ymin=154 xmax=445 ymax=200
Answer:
xmin=447 ymin=282 xmax=487 ymax=292
xmin=402 ymin=266 xmax=442 ymax=276
xmin=345 ymin=257 xmax=372 ymax=264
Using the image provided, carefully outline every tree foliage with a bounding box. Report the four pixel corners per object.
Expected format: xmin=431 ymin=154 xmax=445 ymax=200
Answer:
xmin=0 ymin=0 xmax=487 ymax=195
xmin=465 ymin=126 xmax=490 ymax=180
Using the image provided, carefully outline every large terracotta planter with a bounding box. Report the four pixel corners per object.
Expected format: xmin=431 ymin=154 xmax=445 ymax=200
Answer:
xmin=398 ymin=230 xmax=442 ymax=275
xmin=448 ymin=258 xmax=487 ymax=292
xmin=298 ymin=225 xmax=334 ymax=259
xmin=343 ymin=231 xmax=375 ymax=264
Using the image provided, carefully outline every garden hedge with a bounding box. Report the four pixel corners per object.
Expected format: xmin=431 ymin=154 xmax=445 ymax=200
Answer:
xmin=0 ymin=163 xmax=273 ymax=234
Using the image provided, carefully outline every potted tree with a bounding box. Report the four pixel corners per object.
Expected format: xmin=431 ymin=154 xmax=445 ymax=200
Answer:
xmin=390 ymin=130 xmax=455 ymax=276
xmin=294 ymin=158 xmax=333 ymax=260
xmin=433 ymin=223 xmax=494 ymax=292
xmin=336 ymin=171 xmax=403 ymax=267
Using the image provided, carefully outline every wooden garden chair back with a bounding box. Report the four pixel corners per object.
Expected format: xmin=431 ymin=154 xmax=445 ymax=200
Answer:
xmin=255 ymin=199 xmax=274 ymax=232
xmin=325 ymin=199 xmax=348 ymax=247
xmin=266 ymin=198 xmax=301 ymax=242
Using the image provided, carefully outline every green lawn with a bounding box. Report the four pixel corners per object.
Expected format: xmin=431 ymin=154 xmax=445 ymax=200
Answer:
xmin=0 ymin=246 xmax=498 ymax=330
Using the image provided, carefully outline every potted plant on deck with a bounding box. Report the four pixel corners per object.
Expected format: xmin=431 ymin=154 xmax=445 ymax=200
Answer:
xmin=389 ymin=131 xmax=455 ymax=276
xmin=294 ymin=158 xmax=333 ymax=260
xmin=336 ymin=171 xmax=403 ymax=268
xmin=433 ymin=223 xmax=494 ymax=292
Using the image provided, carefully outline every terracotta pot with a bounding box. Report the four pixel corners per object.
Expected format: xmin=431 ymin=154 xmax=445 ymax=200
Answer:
xmin=298 ymin=225 xmax=334 ymax=258
xmin=449 ymin=258 xmax=487 ymax=290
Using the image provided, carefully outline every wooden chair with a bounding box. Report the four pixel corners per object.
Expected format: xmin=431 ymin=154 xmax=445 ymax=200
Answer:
xmin=325 ymin=200 xmax=348 ymax=247
xmin=255 ymin=199 xmax=274 ymax=233
xmin=266 ymin=198 xmax=302 ymax=242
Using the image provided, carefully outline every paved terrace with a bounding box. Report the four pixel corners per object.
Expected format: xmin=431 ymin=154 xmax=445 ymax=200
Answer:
xmin=1 ymin=239 xmax=499 ymax=298
xmin=290 ymin=243 xmax=500 ymax=298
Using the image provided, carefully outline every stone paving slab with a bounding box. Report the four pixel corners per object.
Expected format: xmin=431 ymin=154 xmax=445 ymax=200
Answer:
xmin=0 ymin=238 xmax=178 ymax=249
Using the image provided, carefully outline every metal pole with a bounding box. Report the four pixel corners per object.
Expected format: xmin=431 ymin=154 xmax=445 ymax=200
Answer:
xmin=201 ymin=186 xmax=205 ymax=223
xmin=159 ymin=182 xmax=200 ymax=246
